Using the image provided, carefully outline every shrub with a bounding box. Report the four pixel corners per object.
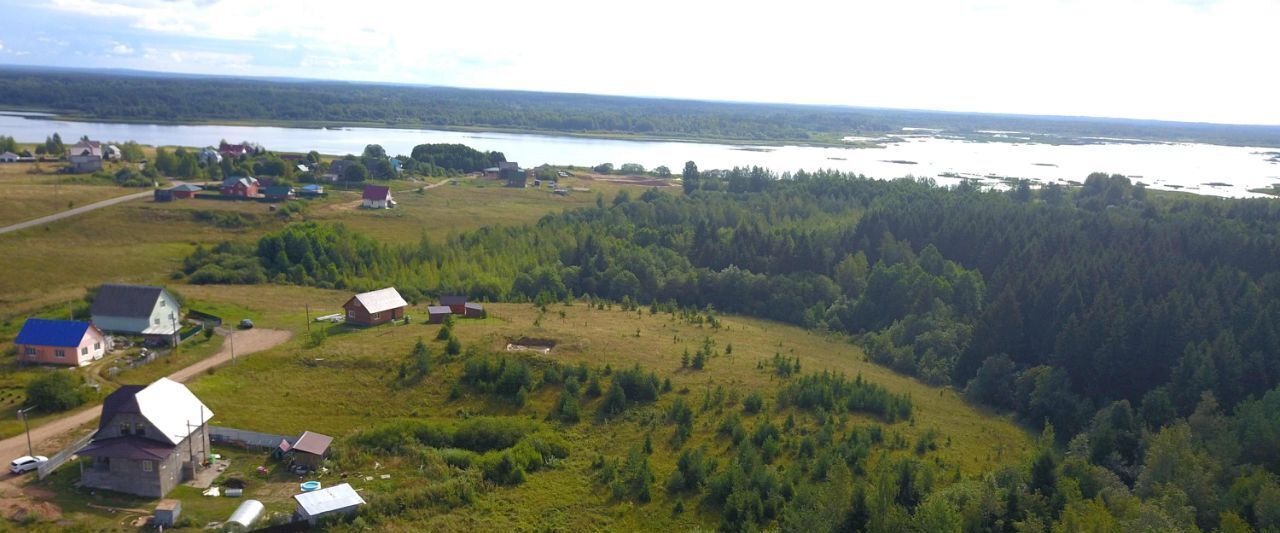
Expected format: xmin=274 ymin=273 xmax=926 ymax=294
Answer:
xmin=743 ymin=392 xmax=765 ymax=414
xmin=26 ymin=372 xmax=90 ymax=412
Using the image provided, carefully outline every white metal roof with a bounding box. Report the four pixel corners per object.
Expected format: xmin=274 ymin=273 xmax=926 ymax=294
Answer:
xmin=135 ymin=377 xmax=214 ymax=445
xmin=294 ymin=483 xmax=365 ymax=516
xmin=353 ymin=287 xmax=408 ymax=314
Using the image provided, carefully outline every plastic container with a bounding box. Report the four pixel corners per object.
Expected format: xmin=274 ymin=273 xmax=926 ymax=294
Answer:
xmin=300 ymin=480 xmax=321 ymax=492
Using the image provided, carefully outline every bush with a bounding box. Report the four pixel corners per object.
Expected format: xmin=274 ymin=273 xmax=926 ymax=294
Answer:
xmin=743 ymin=392 xmax=765 ymax=414
xmin=26 ymin=372 xmax=90 ymax=412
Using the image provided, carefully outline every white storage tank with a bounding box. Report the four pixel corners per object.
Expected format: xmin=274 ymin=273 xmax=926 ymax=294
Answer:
xmin=226 ymin=499 xmax=264 ymax=531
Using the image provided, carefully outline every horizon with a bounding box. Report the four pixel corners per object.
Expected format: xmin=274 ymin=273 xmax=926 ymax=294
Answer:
xmin=1 ymin=1 xmax=1278 ymax=126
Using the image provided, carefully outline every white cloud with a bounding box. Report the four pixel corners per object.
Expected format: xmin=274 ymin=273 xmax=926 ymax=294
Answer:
xmin=0 ymin=40 xmax=5 ymax=51
xmin=110 ymin=42 xmax=134 ymax=55
xmin=33 ymin=0 xmax=1280 ymax=124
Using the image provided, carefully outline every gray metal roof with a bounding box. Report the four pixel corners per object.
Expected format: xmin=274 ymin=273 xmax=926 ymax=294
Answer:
xmin=294 ymin=483 xmax=365 ymax=515
xmin=91 ymin=284 xmax=166 ymax=318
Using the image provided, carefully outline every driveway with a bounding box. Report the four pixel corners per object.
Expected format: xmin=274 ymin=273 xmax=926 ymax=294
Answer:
xmin=0 ymin=328 xmax=292 ymax=489
xmin=0 ymin=189 xmax=154 ymax=236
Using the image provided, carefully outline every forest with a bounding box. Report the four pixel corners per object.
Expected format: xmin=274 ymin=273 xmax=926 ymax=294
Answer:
xmin=4 ymin=67 xmax=1280 ymax=146
xmin=180 ymin=166 xmax=1280 ymax=531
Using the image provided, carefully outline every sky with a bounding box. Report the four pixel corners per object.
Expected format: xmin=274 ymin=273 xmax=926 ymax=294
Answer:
xmin=0 ymin=0 xmax=1277 ymax=125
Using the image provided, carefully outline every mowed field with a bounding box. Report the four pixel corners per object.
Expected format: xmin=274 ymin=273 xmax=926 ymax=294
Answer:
xmin=0 ymin=162 xmax=142 ymax=227
xmin=144 ymin=284 xmax=1034 ymax=531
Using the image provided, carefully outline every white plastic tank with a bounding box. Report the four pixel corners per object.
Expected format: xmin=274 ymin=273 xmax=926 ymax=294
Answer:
xmin=227 ymin=499 xmax=264 ymax=530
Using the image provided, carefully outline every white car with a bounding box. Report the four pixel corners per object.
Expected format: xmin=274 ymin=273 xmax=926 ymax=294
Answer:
xmin=9 ymin=455 xmax=48 ymax=474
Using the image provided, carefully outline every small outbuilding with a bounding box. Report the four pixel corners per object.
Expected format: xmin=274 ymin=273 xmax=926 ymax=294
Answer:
xmin=0 ymin=152 xmax=18 ymax=163
xmin=290 ymin=431 xmax=333 ymax=470
xmin=154 ymin=499 xmax=181 ymax=527
xmin=15 ymin=318 xmax=107 ymax=366
xmin=343 ymin=287 xmax=408 ymax=327
xmin=463 ymin=302 xmax=485 ymax=319
xmin=293 ymin=483 xmax=365 ymax=525
xmin=299 ymin=184 xmax=325 ymax=197
xmin=226 ymin=499 xmax=264 ymax=531
xmin=426 ymin=306 xmax=452 ymax=324
xmin=440 ymin=295 xmax=467 ymax=315
xmin=169 ymin=184 xmax=203 ymax=199
xmin=262 ymin=185 xmax=295 ymax=201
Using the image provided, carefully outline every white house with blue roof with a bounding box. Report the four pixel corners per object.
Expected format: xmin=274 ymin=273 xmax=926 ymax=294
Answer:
xmin=14 ymin=318 xmax=106 ymax=366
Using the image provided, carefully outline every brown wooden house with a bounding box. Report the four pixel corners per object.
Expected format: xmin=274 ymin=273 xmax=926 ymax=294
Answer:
xmin=343 ymin=287 xmax=408 ymax=326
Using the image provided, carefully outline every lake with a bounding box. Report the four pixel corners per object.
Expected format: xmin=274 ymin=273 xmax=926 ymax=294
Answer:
xmin=2 ymin=112 xmax=1278 ymax=198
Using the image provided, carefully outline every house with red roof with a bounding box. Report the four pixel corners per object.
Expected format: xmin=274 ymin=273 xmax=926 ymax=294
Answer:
xmin=361 ymin=184 xmax=394 ymax=209
xmin=220 ymin=176 xmax=260 ymax=198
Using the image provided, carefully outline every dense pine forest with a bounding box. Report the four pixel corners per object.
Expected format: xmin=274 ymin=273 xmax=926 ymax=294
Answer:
xmin=179 ymin=166 xmax=1280 ymax=531
xmin=5 ymin=68 xmax=1280 ymax=146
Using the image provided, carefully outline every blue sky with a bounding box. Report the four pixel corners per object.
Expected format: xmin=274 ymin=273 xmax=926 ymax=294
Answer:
xmin=0 ymin=0 xmax=1277 ymax=125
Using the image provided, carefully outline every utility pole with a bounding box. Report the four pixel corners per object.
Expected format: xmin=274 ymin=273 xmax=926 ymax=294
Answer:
xmin=230 ymin=328 xmax=236 ymax=365
xmin=305 ymin=304 xmax=311 ymax=334
xmin=18 ymin=406 xmax=35 ymax=457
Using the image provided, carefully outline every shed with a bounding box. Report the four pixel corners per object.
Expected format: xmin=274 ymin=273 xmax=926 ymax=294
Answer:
xmin=262 ymin=185 xmax=295 ymax=201
xmin=154 ymin=188 xmax=174 ymax=202
xmin=342 ymin=287 xmax=408 ymax=327
xmin=154 ymin=499 xmax=181 ymax=527
xmin=440 ymin=295 xmax=467 ymax=315
xmin=169 ymin=184 xmax=203 ymax=199
xmin=463 ymin=302 xmax=485 ymax=319
xmin=426 ymin=305 xmax=453 ymax=324
xmin=0 ymin=152 xmax=19 ymax=163
xmin=293 ymin=483 xmax=365 ymax=525
xmin=291 ymin=431 xmax=333 ymax=470
xmin=299 ymin=184 xmax=325 ymax=197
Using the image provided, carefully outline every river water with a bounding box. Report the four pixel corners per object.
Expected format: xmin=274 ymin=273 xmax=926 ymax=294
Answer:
xmin=2 ymin=112 xmax=1277 ymax=198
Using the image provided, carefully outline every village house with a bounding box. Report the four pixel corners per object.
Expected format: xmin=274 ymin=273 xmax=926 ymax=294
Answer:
xmin=14 ymin=318 xmax=106 ymax=367
xmin=324 ymin=159 xmax=357 ymax=182
xmin=293 ymin=483 xmax=365 ymax=525
xmin=426 ymin=305 xmax=453 ymax=324
xmin=198 ymin=147 xmax=222 ymax=165
xmin=289 ymin=431 xmax=333 ymax=470
xmin=220 ymin=176 xmax=260 ymax=198
xmin=67 ymin=139 xmax=104 ymax=173
xmin=0 ymin=151 xmax=18 ymax=163
xmin=90 ymin=284 xmax=182 ymax=345
xmin=440 ymin=295 xmax=468 ymax=315
xmin=342 ymin=287 xmax=408 ymax=326
xmin=218 ymin=141 xmax=257 ymax=160
xmin=361 ymin=184 xmax=394 ymax=209
xmin=78 ymin=378 xmax=213 ymax=498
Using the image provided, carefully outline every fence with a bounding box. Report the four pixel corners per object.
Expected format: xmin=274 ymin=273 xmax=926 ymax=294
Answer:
xmin=38 ymin=431 xmax=96 ymax=480
xmin=186 ymin=309 xmax=223 ymax=328
xmin=210 ymin=426 xmax=293 ymax=450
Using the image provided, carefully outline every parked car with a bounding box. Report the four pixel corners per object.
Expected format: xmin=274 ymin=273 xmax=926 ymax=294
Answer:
xmin=9 ymin=455 xmax=48 ymax=474
xmin=239 ymin=319 xmax=254 ymax=329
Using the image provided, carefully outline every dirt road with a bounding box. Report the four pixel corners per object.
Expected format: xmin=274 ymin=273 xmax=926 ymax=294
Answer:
xmin=0 ymin=189 xmax=155 ymax=236
xmin=0 ymin=328 xmax=291 ymax=489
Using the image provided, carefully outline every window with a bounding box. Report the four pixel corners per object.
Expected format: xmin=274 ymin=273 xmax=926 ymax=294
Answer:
xmin=371 ymin=312 xmax=380 ymax=320
xmin=160 ymin=300 xmax=166 ymax=308
xmin=24 ymin=347 xmax=36 ymax=357
xmin=54 ymin=349 xmax=65 ymax=358
xmin=120 ymin=423 xmax=132 ymax=436
xmin=81 ymin=347 xmax=88 ymax=355
xmin=154 ymin=318 xmax=160 ymax=325
xmin=141 ymin=460 xmax=153 ymax=472
xmin=134 ymin=423 xmax=146 ymax=436
xmin=94 ymin=342 xmax=101 ymax=350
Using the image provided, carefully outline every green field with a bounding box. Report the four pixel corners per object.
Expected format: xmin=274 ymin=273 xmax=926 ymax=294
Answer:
xmin=32 ymin=283 xmax=1029 ymax=531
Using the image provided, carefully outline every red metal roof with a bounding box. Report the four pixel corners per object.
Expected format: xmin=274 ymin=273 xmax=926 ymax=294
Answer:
xmin=362 ymin=185 xmax=391 ymax=201
xmin=292 ymin=431 xmax=333 ymax=456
